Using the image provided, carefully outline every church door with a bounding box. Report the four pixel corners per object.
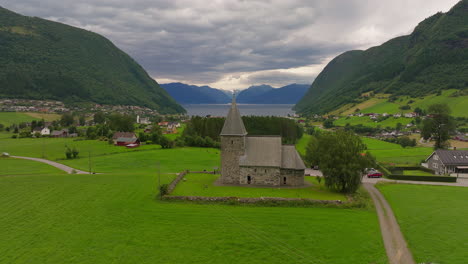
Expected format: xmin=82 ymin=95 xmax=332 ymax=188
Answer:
xmin=247 ymin=175 xmax=251 ymax=184
xmin=283 ymin=177 xmax=287 ymax=185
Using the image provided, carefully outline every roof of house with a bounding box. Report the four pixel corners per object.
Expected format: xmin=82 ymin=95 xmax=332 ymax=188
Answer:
xmin=427 ymin=149 xmax=468 ymax=165
xmin=220 ymin=96 xmax=247 ymax=136
xmin=51 ymin=130 xmax=66 ymax=136
xmin=239 ymin=136 xmax=282 ymax=167
xmin=281 ymin=145 xmax=306 ymax=170
xmin=32 ymin=127 xmax=43 ymax=132
xmin=116 ymin=137 xmax=139 ymax=143
xmin=113 ymin=132 xmax=136 ymax=139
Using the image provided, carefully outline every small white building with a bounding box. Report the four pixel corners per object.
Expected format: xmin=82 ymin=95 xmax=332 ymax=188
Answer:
xmin=32 ymin=127 xmax=50 ymax=136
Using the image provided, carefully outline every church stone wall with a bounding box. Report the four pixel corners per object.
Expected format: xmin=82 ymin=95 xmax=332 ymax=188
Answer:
xmin=220 ymin=136 xmax=245 ymax=184
xmin=280 ymin=169 xmax=305 ymax=186
xmin=239 ymin=166 xmax=281 ymax=186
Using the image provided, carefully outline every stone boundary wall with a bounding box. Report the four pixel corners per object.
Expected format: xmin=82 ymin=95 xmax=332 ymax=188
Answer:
xmin=162 ymin=195 xmax=343 ymax=205
xmin=167 ymin=170 xmax=188 ymax=194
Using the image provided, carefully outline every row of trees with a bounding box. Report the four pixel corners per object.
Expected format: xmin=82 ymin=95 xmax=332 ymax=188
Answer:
xmin=183 ymin=116 xmax=303 ymax=145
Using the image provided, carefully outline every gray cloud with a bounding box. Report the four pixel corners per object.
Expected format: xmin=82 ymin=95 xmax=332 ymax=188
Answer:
xmin=1 ymin=0 xmax=460 ymax=88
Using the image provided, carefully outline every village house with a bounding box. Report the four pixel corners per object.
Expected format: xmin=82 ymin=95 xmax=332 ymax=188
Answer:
xmin=425 ymin=149 xmax=468 ymax=175
xmin=136 ymin=115 xmax=151 ymax=125
xmin=32 ymin=127 xmax=50 ymax=136
xmin=112 ymin=132 xmax=138 ymax=145
xmin=220 ymin=97 xmax=306 ymax=187
xmin=51 ymin=129 xmax=69 ymax=138
xmin=404 ymin=112 xmax=418 ymax=118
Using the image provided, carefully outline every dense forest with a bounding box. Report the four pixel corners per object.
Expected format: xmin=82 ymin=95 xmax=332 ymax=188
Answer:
xmin=183 ymin=116 xmax=303 ymax=145
xmin=295 ymin=0 xmax=468 ymax=115
xmin=0 ymin=7 xmax=184 ymax=114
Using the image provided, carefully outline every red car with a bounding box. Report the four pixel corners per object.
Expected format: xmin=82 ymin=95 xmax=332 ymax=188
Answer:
xmin=367 ymin=171 xmax=383 ymax=178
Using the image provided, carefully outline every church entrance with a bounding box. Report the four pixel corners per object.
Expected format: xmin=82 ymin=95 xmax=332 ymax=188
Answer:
xmin=283 ymin=177 xmax=287 ymax=185
xmin=247 ymin=175 xmax=251 ymax=184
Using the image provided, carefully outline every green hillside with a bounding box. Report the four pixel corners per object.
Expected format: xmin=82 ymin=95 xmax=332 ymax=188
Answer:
xmin=295 ymin=0 xmax=468 ymax=115
xmin=0 ymin=7 xmax=185 ymax=114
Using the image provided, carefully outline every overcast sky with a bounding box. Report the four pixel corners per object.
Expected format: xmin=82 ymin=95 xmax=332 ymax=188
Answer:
xmin=2 ymin=0 xmax=460 ymax=90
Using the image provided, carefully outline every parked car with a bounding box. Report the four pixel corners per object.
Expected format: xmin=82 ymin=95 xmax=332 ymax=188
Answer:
xmin=367 ymin=170 xmax=383 ymax=178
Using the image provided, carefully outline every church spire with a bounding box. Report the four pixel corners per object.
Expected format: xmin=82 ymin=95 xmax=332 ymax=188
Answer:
xmin=220 ymin=93 xmax=247 ymax=136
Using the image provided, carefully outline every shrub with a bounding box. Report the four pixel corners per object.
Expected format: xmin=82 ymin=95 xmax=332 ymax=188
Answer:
xmin=11 ymin=134 xmax=17 ymax=139
xmin=65 ymin=147 xmax=73 ymax=159
xmin=159 ymin=184 xmax=169 ymax=196
xmin=72 ymin=147 xmax=79 ymax=158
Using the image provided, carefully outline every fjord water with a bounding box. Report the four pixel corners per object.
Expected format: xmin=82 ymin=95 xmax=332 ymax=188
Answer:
xmin=183 ymin=104 xmax=295 ymax=117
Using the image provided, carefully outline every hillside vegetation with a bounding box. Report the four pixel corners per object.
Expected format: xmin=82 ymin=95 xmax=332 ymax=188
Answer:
xmin=295 ymin=0 xmax=468 ymax=115
xmin=0 ymin=7 xmax=184 ymax=114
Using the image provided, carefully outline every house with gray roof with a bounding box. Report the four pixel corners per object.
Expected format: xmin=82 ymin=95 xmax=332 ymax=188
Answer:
xmin=220 ymin=96 xmax=306 ymax=186
xmin=426 ymin=149 xmax=468 ymax=175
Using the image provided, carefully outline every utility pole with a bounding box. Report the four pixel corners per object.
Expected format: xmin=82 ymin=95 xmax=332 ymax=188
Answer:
xmin=88 ymin=151 xmax=92 ymax=174
xmin=157 ymin=161 xmax=161 ymax=198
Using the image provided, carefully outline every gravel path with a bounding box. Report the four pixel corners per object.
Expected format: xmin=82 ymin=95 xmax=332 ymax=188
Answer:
xmin=12 ymin=156 xmax=89 ymax=174
xmin=363 ymin=183 xmax=415 ymax=264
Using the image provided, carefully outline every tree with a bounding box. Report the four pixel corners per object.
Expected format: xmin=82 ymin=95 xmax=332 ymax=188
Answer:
xmin=323 ymin=119 xmax=334 ymax=129
xmin=306 ymin=130 xmax=372 ymax=193
xmin=79 ymin=116 xmax=86 ymax=126
xmin=421 ymin=104 xmax=455 ymax=149
xmin=109 ymin=114 xmax=134 ymax=132
xmin=93 ymin=112 xmax=106 ymax=124
xmin=60 ymin=113 xmax=74 ymax=126
xmin=395 ymin=122 xmax=403 ymax=131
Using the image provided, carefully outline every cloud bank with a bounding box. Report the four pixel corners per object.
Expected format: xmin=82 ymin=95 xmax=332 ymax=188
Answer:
xmin=2 ymin=0 xmax=460 ymax=89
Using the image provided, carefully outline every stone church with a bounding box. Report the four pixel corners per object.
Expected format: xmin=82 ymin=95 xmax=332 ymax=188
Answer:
xmin=220 ymin=97 xmax=306 ymax=186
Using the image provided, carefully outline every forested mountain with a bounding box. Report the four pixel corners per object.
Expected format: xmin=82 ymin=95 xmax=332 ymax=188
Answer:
xmin=246 ymin=84 xmax=309 ymax=104
xmin=161 ymin=83 xmax=231 ymax=104
xmin=295 ymin=0 xmax=468 ymax=115
xmin=236 ymin=85 xmax=274 ymax=103
xmin=0 ymin=7 xmax=184 ymax=114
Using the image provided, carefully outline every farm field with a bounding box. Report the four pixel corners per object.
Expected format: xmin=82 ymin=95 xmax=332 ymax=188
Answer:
xmin=0 ymin=157 xmax=66 ymax=176
xmin=362 ymin=137 xmax=433 ymax=165
xmin=171 ymin=173 xmax=346 ymax=200
xmin=334 ymin=116 xmax=411 ymax=128
xmin=378 ymin=184 xmax=468 ymax=264
xmin=164 ymin=123 xmax=186 ymax=140
xmin=0 ymin=112 xmax=60 ymax=126
xmin=330 ymin=89 xmax=468 ymax=117
xmin=0 ymin=170 xmax=388 ymax=264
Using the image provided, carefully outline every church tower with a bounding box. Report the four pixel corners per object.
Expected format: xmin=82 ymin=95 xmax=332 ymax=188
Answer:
xmin=220 ymin=95 xmax=247 ymax=184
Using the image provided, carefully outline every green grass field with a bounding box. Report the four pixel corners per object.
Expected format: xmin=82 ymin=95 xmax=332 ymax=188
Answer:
xmin=334 ymin=116 xmax=411 ymax=128
xmin=402 ymin=170 xmax=434 ymax=176
xmin=0 ymin=169 xmax=388 ymax=263
xmin=378 ymin=184 xmax=468 ymax=263
xmin=295 ymin=134 xmax=311 ymax=156
xmin=0 ymin=112 xmax=40 ymax=126
xmin=0 ymin=157 xmax=66 ymax=176
xmin=164 ymin=124 xmax=185 ymax=140
xmin=362 ymin=137 xmax=433 ymax=165
xmin=171 ymin=173 xmax=346 ymax=200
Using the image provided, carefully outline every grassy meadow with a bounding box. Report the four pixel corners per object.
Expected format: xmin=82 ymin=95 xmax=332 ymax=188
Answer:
xmin=0 ymin=112 xmax=60 ymax=126
xmin=0 ymin=157 xmax=66 ymax=176
xmin=378 ymin=184 xmax=468 ymax=264
xmin=334 ymin=116 xmax=411 ymax=128
xmin=171 ymin=173 xmax=346 ymax=200
xmin=0 ymin=164 xmax=388 ymax=264
xmin=362 ymin=137 xmax=433 ymax=165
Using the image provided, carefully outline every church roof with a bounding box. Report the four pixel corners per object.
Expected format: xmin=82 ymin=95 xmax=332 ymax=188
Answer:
xmin=220 ymin=96 xmax=247 ymax=136
xmin=240 ymin=136 xmax=282 ymax=167
xmin=281 ymin=145 xmax=306 ymax=170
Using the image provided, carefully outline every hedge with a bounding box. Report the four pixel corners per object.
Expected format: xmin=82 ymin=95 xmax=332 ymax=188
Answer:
xmin=387 ymin=175 xmax=457 ymax=182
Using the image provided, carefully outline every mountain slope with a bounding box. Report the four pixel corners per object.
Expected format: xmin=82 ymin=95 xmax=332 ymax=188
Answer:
xmin=161 ymin=83 xmax=231 ymax=104
xmin=295 ymin=0 xmax=468 ymax=115
xmin=247 ymin=84 xmax=309 ymax=104
xmin=236 ymin=85 xmax=274 ymax=103
xmin=0 ymin=7 xmax=184 ymax=114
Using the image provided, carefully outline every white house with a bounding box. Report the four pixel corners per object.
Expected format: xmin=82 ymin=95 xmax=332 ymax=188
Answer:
xmin=32 ymin=127 xmax=50 ymax=136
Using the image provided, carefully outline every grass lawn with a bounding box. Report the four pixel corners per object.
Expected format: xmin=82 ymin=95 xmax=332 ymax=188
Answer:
xmin=0 ymin=157 xmax=66 ymax=176
xmin=0 ymin=171 xmax=387 ymax=264
xmin=362 ymin=137 xmax=433 ymax=165
xmin=295 ymin=134 xmax=311 ymax=156
xmin=164 ymin=124 xmax=186 ymax=140
xmin=60 ymin=147 xmax=220 ymax=174
xmin=171 ymin=173 xmax=346 ymax=201
xmin=0 ymin=112 xmax=40 ymax=126
xmin=378 ymin=184 xmax=468 ymax=263
xmin=402 ymin=170 xmax=434 ymax=176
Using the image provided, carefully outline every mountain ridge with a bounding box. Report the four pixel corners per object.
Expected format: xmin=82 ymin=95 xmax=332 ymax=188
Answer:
xmin=0 ymin=6 xmax=185 ymax=114
xmin=295 ymin=0 xmax=468 ymax=115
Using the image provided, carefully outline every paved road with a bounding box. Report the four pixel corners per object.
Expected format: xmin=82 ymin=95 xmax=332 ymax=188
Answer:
xmin=362 ymin=176 xmax=468 ymax=187
xmin=12 ymin=156 xmax=89 ymax=174
xmin=364 ymin=183 xmax=415 ymax=264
